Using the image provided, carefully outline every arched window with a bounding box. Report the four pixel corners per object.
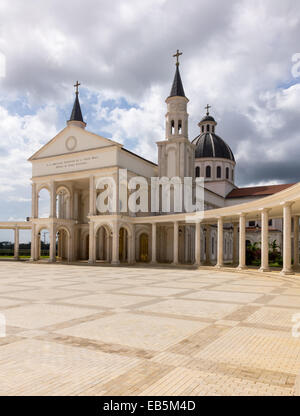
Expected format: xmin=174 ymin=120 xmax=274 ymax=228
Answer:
xmin=171 ymin=120 xmax=175 ymax=135
xmin=195 ymin=166 xmax=200 ymax=177
xmin=206 ymin=165 xmax=211 ymax=178
xmin=206 ymin=125 xmax=210 ymax=132
xmin=178 ymin=120 xmax=182 ymax=134
xmin=226 ymin=167 xmax=229 ymax=179
xmin=231 ymin=169 xmax=234 ymax=181
xmin=217 ymin=166 xmax=221 ymax=178
xmin=212 ymin=126 xmax=215 ymax=133
xmin=202 ymin=125 xmax=204 ymax=133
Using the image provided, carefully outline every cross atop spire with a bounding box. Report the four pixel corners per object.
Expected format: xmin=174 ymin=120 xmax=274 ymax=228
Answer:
xmin=74 ymin=80 xmax=81 ymax=94
xmin=173 ymin=49 xmax=182 ymax=66
xmin=205 ymin=104 xmax=211 ymax=115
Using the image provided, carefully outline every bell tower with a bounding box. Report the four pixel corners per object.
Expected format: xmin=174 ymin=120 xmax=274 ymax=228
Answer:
xmin=157 ymin=50 xmax=194 ymax=180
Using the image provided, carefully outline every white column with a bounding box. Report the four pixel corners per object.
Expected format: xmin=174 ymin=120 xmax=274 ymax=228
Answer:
xmin=111 ymin=223 xmax=120 ymax=265
xmin=293 ymin=215 xmax=299 ymax=268
xmin=30 ymin=225 xmax=36 ymax=261
xmin=129 ymin=228 xmax=136 ymax=264
xmin=49 ymin=181 xmax=56 ymax=218
xmin=88 ymin=222 xmax=95 ymax=264
xmin=172 ymin=221 xmax=179 ymax=265
xmin=89 ymin=175 xmax=96 ymax=216
xmin=195 ymin=222 xmax=201 ymax=266
xmin=49 ymin=226 xmax=56 ymax=263
xmin=151 ymin=223 xmax=157 ymax=264
xmin=32 ymin=183 xmax=38 ymax=218
xmin=216 ymin=217 xmax=224 ymax=268
xmin=259 ymin=208 xmax=270 ymax=272
xmin=232 ymin=222 xmax=238 ymax=265
xmin=14 ymin=228 xmax=19 ymax=260
xmin=281 ymin=202 xmax=294 ymax=275
xmin=237 ymin=213 xmax=246 ymax=270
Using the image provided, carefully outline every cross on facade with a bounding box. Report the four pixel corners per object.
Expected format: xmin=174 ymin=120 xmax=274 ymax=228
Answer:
xmin=74 ymin=80 xmax=81 ymax=94
xmin=173 ymin=49 xmax=182 ymax=66
xmin=205 ymin=104 xmax=211 ymax=115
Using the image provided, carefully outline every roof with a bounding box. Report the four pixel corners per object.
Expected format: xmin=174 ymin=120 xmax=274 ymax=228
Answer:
xmin=169 ymin=65 xmax=185 ymax=98
xmin=227 ymin=183 xmax=295 ymax=198
xmin=69 ymin=93 xmax=84 ymax=122
xmin=192 ymin=132 xmax=235 ymax=161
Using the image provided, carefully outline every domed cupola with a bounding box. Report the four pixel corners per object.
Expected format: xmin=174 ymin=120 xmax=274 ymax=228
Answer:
xmin=192 ymin=105 xmax=236 ymax=196
xmin=192 ymin=105 xmax=234 ymax=161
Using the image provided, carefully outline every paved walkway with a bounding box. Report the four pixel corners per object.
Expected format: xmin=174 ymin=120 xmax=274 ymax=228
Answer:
xmin=0 ymin=262 xmax=300 ymax=396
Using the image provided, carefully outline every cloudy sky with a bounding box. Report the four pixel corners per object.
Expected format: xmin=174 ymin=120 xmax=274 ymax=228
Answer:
xmin=0 ymin=0 xmax=300 ymax=241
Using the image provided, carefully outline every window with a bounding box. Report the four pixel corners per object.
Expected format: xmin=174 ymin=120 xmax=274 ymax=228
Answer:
xmin=178 ymin=120 xmax=182 ymax=134
xmin=268 ymin=219 xmax=272 ymax=226
xmin=202 ymin=125 xmax=204 ymax=133
xmin=212 ymin=236 xmax=214 ymax=255
xmin=212 ymin=126 xmax=215 ymax=133
xmin=171 ymin=120 xmax=175 ymax=135
xmin=232 ymin=169 xmax=234 ymax=181
xmin=206 ymin=125 xmax=210 ymax=132
xmin=217 ymin=166 xmax=221 ymax=178
xmin=226 ymin=167 xmax=229 ymax=179
xmin=206 ymin=165 xmax=211 ymax=178
xmin=195 ymin=166 xmax=200 ymax=177
xmin=249 ymin=221 xmax=255 ymax=227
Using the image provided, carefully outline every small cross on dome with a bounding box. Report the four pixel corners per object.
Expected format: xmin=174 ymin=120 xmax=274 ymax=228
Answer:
xmin=205 ymin=104 xmax=211 ymax=115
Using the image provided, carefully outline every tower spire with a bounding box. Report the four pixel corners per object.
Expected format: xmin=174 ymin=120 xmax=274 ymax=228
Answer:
xmin=169 ymin=50 xmax=185 ymax=98
xmin=67 ymin=81 xmax=86 ymax=128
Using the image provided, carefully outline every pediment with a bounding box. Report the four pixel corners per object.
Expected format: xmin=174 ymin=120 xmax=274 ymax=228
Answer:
xmin=29 ymin=125 xmax=121 ymax=161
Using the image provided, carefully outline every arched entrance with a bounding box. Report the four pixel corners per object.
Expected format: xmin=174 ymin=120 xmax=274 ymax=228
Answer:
xmin=56 ymin=227 xmax=70 ymax=262
xmin=96 ymin=225 xmax=112 ymax=262
xmin=36 ymin=228 xmax=50 ymax=260
xmin=139 ymin=233 xmax=149 ymax=262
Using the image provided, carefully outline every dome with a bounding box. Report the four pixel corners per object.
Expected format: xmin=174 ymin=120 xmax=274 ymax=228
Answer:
xmin=200 ymin=114 xmax=216 ymax=123
xmin=192 ymin=132 xmax=235 ymax=161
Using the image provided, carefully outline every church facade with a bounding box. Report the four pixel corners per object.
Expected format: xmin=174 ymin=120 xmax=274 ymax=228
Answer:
xmin=1 ymin=53 xmax=300 ymax=275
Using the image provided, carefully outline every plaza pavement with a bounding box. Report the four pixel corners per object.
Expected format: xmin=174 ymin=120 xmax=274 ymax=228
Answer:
xmin=0 ymin=261 xmax=300 ymax=396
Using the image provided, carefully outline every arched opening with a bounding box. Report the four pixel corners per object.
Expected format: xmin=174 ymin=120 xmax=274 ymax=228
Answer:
xmin=56 ymin=187 xmax=71 ymax=219
xmin=178 ymin=120 xmax=182 ymax=134
xmin=171 ymin=120 xmax=175 ymax=135
xmin=195 ymin=166 xmax=200 ymax=177
xmin=201 ymin=125 xmax=204 ymax=133
xmin=119 ymin=227 xmax=128 ymax=263
xmin=206 ymin=125 xmax=210 ymax=132
xmin=56 ymin=228 xmax=70 ymax=261
xmin=157 ymin=225 xmax=173 ymax=263
xmin=226 ymin=167 xmax=229 ymax=179
xmin=38 ymin=188 xmax=50 ymax=218
xmin=36 ymin=228 xmax=50 ymax=260
xmin=212 ymin=126 xmax=215 ymax=133
xmin=96 ymin=225 xmax=112 ymax=262
xmin=217 ymin=166 xmax=221 ymax=178
xmin=206 ymin=165 xmax=211 ymax=178
xmin=139 ymin=233 xmax=149 ymax=262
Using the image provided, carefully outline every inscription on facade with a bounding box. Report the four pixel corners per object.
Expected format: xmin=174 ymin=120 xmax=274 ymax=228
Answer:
xmin=46 ymin=155 xmax=99 ymax=171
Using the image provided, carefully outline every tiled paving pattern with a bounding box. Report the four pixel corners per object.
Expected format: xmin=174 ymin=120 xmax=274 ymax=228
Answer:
xmin=0 ymin=262 xmax=300 ymax=396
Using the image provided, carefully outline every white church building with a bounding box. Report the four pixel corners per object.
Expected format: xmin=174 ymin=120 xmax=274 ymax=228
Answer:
xmin=1 ymin=52 xmax=300 ymax=275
